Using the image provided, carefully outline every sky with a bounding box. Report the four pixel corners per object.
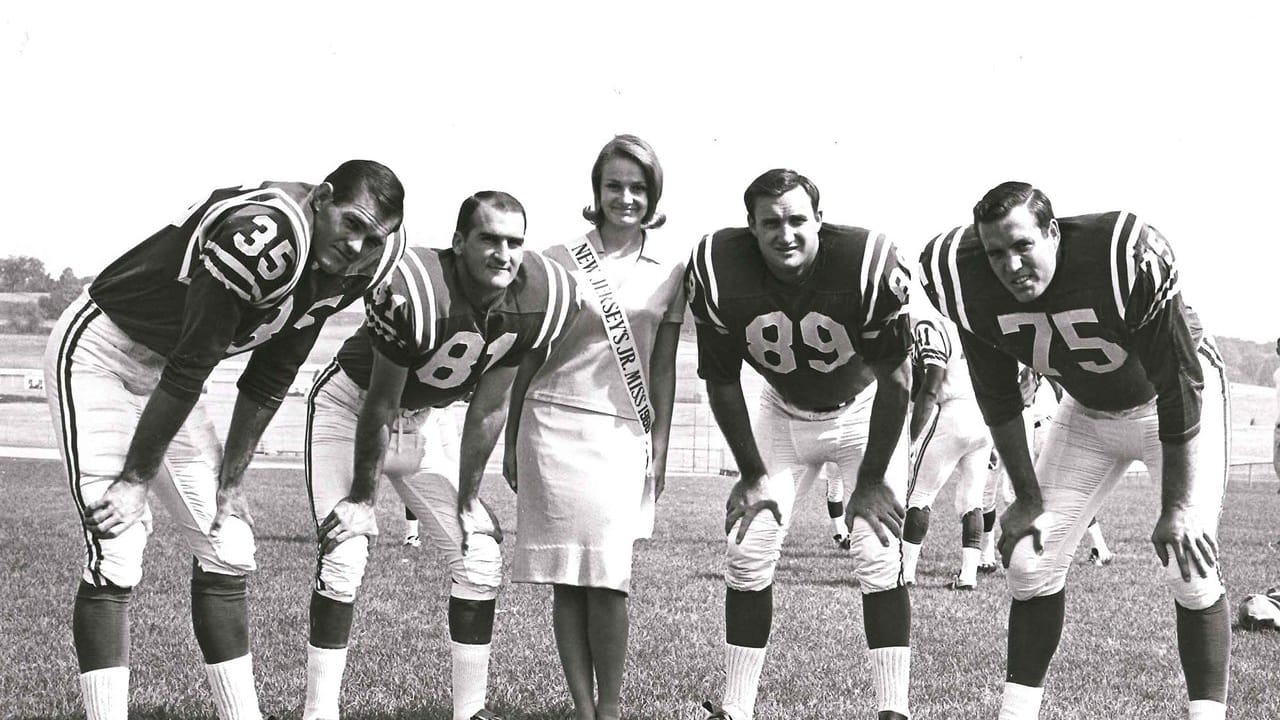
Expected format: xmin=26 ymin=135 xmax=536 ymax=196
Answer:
xmin=3 ymin=1 xmax=1277 ymax=341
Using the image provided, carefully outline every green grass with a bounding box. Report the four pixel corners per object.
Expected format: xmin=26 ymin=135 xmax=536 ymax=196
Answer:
xmin=4 ymin=458 xmax=1279 ymax=719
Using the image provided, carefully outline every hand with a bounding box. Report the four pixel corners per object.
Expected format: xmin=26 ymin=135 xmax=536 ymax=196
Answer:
xmin=458 ymin=497 xmax=504 ymax=553
xmin=1152 ymin=507 xmax=1218 ymax=582
xmin=724 ymin=478 xmax=782 ymax=544
xmin=211 ymin=483 xmax=254 ymax=536
xmin=502 ymin=444 xmax=518 ymax=493
xmin=83 ymin=478 xmax=148 ymax=538
xmin=317 ymin=498 xmax=379 ymax=555
xmin=997 ymin=496 xmax=1047 ymax=568
xmin=844 ymin=480 xmax=905 ymax=547
xmin=647 ymin=454 xmax=668 ymax=502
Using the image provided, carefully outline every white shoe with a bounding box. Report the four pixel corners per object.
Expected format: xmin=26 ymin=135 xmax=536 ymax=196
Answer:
xmin=403 ymin=534 xmax=421 ymax=548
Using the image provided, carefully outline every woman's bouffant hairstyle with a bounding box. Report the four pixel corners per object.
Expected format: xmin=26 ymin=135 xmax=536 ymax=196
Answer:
xmin=582 ymin=134 xmax=667 ymax=229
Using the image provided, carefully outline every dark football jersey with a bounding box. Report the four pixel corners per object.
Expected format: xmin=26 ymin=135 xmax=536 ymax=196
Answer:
xmin=685 ymin=224 xmax=912 ymax=410
xmin=337 ymin=246 xmax=577 ymax=410
xmin=89 ymin=182 xmax=405 ymax=407
xmin=918 ymin=212 xmax=1203 ymax=442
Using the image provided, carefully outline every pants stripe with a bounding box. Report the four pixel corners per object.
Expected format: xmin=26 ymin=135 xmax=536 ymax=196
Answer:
xmin=305 ymin=360 xmax=343 ymax=592
xmin=906 ymin=405 xmax=941 ymax=502
xmin=54 ymin=297 xmax=106 ymax=585
xmin=1198 ymin=342 xmax=1231 ymax=502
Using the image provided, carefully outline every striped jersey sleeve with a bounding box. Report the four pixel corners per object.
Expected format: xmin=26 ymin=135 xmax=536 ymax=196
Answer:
xmin=685 ymin=233 xmax=728 ymax=334
xmin=198 ymin=207 xmax=304 ymax=306
xmin=1106 ymin=212 xmax=1181 ymax=332
xmin=916 ymin=226 xmax=971 ymax=332
xmin=854 ymin=233 xmax=912 ymax=363
xmin=911 ymin=317 xmax=952 ymax=368
xmin=524 ymin=252 xmax=579 ymax=358
xmin=365 ymin=250 xmax=438 ymax=367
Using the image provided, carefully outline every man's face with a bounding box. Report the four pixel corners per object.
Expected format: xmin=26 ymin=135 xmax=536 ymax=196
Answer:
xmin=748 ymin=186 xmax=822 ymax=284
xmin=310 ymin=184 xmax=400 ymax=275
xmin=977 ymin=204 xmax=1060 ymax=302
xmin=453 ymin=203 xmax=525 ymax=294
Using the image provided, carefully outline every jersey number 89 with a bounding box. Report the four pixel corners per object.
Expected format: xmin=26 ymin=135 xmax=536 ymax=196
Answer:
xmin=745 ymin=311 xmax=855 ymax=374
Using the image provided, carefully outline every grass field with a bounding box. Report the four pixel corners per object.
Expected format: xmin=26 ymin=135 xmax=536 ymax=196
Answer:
xmin=5 ymin=457 xmax=1280 ymax=719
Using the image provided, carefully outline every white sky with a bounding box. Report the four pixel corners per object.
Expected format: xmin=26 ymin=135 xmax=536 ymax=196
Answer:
xmin=3 ymin=1 xmax=1276 ymax=340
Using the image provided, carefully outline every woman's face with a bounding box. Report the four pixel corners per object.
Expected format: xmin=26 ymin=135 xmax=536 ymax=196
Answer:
xmin=598 ymin=155 xmax=649 ymax=229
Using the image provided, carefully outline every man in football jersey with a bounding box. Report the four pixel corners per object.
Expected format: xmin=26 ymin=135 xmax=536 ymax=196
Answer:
xmin=919 ymin=181 xmax=1231 ymax=720
xmin=303 ymin=191 xmax=575 ymax=720
xmin=44 ymin=160 xmax=406 ymax=720
xmin=687 ymin=169 xmax=913 ymax=720
xmin=901 ymin=310 xmax=992 ymax=590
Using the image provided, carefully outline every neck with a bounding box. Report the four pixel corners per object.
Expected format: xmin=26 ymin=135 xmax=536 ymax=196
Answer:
xmin=596 ymin=224 xmax=644 ymax=255
xmin=456 ymin=264 xmax=502 ymax=313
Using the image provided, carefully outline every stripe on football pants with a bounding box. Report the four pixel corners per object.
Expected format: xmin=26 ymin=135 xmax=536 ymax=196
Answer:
xmin=304 ymin=360 xmax=344 ymax=593
xmin=53 ymin=295 xmax=107 ymax=586
xmin=905 ymin=404 xmax=942 ymax=503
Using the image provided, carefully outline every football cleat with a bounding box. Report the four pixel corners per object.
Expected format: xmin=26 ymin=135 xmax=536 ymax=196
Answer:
xmin=834 ymin=533 xmax=852 ymax=551
xmin=470 ymin=710 xmax=503 ymax=720
xmin=977 ymin=561 xmax=999 ymax=575
xmin=1088 ymin=547 xmax=1113 ymax=566
xmin=879 ymin=712 xmax=909 ymax=720
xmin=1238 ymin=589 xmax=1280 ymax=630
xmin=403 ymin=534 xmax=421 ymax=548
xmin=948 ymin=575 xmax=976 ymax=591
xmin=702 ymin=700 xmax=733 ymax=719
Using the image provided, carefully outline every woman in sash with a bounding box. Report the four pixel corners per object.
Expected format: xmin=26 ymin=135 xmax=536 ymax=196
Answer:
xmin=505 ymin=134 xmax=685 ymax=720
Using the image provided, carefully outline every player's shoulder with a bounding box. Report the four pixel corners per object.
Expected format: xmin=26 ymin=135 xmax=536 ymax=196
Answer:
xmin=197 ymin=187 xmax=311 ymax=305
xmin=509 ymin=248 xmax=574 ymax=309
xmin=814 ymin=222 xmax=897 ymax=283
xmin=690 ymin=227 xmax=762 ymax=298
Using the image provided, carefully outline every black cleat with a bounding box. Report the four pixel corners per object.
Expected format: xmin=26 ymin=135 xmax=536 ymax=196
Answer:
xmin=471 ymin=710 xmax=503 ymax=720
xmin=702 ymin=700 xmax=733 ymax=719
xmin=878 ymin=712 xmax=908 ymax=720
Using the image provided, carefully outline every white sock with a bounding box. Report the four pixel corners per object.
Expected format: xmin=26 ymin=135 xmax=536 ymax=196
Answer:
xmin=723 ymin=643 xmax=768 ymax=720
xmin=405 ymin=519 xmax=419 ymax=538
xmin=868 ymin=646 xmax=910 ymax=717
xmin=981 ymin=532 xmax=997 ymax=565
xmin=305 ymin=644 xmax=349 ymax=720
xmin=959 ymin=547 xmax=981 ymax=585
xmin=205 ymin=654 xmax=262 ymax=720
xmin=830 ymin=516 xmax=849 ymax=537
xmin=998 ymin=682 xmax=1044 ymax=720
xmin=1087 ymin=524 xmax=1110 ymax=554
xmin=451 ymin=641 xmax=491 ymax=720
xmin=1188 ymin=699 xmax=1226 ymax=720
xmin=80 ymin=666 xmax=129 ymax=720
xmin=901 ymin=541 xmax=922 ymax=583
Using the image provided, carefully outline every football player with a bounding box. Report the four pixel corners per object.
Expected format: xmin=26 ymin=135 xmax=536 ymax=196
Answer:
xmin=303 ymin=191 xmax=576 ymax=720
xmin=919 ymin=181 xmax=1231 ymax=720
xmin=44 ymin=161 xmax=406 ymax=720
xmin=901 ymin=309 xmax=993 ymax=590
xmin=687 ymin=169 xmax=913 ymax=720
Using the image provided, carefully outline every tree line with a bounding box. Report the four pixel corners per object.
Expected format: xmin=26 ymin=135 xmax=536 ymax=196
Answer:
xmin=0 ymin=256 xmax=93 ymax=333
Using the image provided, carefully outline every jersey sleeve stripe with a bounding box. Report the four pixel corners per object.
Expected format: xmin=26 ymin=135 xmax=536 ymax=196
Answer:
xmin=862 ymin=232 xmax=890 ymax=328
xmin=201 ymin=247 xmax=256 ymax=302
xmin=368 ymin=226 xmax=408 ymax=292
xmin=858 ymin=231 xmax=879 ymax=326
xmin=931 ymin=226 xmax=972 ymax=332
xmin=532 ymin=254 xmax=560 ymax=350
xmin=693 ymin=234 xmax=727 ymax=331
xmin=548 ymin=255 xmax=574 ymax=347
xmin=402 ymin=251 xmax=433 ymax=350
xmin=253 ymin=194 xmax=311 ymax=306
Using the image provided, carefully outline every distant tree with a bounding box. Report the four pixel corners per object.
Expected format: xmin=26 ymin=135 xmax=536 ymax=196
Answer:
xmin=38 ymin=267 xmax=88 ymax=320
xmin=0 ymin=256 xmax=52 ymax=292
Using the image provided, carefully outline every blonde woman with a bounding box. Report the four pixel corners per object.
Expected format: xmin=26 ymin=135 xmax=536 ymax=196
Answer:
xmin=505 ymin=135 xmax=684 ymax=720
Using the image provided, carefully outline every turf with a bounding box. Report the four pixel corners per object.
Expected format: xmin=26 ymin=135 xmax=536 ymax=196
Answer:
xmin=4 ymin=458 xmax=1279 ymax=719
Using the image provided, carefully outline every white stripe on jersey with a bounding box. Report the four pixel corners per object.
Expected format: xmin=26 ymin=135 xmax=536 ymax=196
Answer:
xmin=695 ymin=234 xmax=727 ymax=331
xmin=202 ymin=245 xmax=256 ymax=302
xmin=548 ymin=256 xmax=573 ymax=347
xmin=367 ymin=225 xmax=407 ymax=292
xmin=944 ymin=227 xmax=972 ymax=332
xmin=862 ymin=231 xmax=890 ymax=329
xmin=402 ymin=250 xmax=434 ymax=351
xmin=532 ymin=254 xmax=560 ymax=350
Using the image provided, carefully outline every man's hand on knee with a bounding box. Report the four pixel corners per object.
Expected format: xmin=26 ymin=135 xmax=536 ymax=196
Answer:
xmin=1152 ymin=507 xmax=1218 ymax=582
xmin=318 ymin=498 xmax=379 ymax=555
xmin=84 ymin=478 xmax=148 ymax=538
xmin=725 ymin=477 xmax=782 ymax=544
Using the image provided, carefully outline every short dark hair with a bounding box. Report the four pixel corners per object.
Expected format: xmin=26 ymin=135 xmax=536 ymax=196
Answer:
xmin=455 ymin=191 xmax=527 ymax=238
xmin=324 ymin=159 xmax=405 ymax=222
xmin=972 ymin=181 xmax=1054 ymax=232
xmin=743 ymin=169 xmax=820 ymax=220
xmin=582 ymin=134 xmax=666 ymax=228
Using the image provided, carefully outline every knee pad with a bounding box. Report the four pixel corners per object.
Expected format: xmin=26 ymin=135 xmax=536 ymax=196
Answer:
xmin=450 ymin=532 xmax=502 ymax=601
xmin=315 ymin=535 xmax=370 ymax=604
xmin=200 ymin=515 xmax=257 ymax=576
xmin=849 ymin=519 xmax=902 ymax=594
xmin=1005 ymin=538 xmax=1068 ymax=602
xmin=1163 ymin=561 xmax=1226 ymax=611
xmin=724 ymin=516 xmax=784 ymax=592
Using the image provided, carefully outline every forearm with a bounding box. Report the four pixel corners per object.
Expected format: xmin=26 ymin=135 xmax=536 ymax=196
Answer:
xmin=1160 ymin=435 xmax=1197 ymax=513
xmin=989 ymin=415 xmax=1041 ymax=503
xmin=459 ymin=369 xmax=516 ymax=508
xmin=857 ymin=366 xmax=910 ymax=488
xmin=647 ymin=323 xmax=680 ymax=465
xmin=909 ymin=365 xmax=945 ymax=441
xmin=219 ymin=393 xmax=279 ymax=487
xmin=120 ymin=385 xmax=200 ymax=485
xmin=349 ymin=400 xmax=397 ymax=504
xmin=706 ymin=379 xmax=766 ymax=481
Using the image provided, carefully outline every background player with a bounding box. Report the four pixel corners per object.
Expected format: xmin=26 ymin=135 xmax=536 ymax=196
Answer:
xmin=304 ymin=191 xmax=575 ymax=720
xmin=687 ymin=169 xmax=913 ymax=720
xmin=901 ymin=308 xmax=992 ymax=590
xmin=919 ymin=181 xmax=1231 ymax=720
xmin=44 ymin=161 xmax=405 ymax=720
